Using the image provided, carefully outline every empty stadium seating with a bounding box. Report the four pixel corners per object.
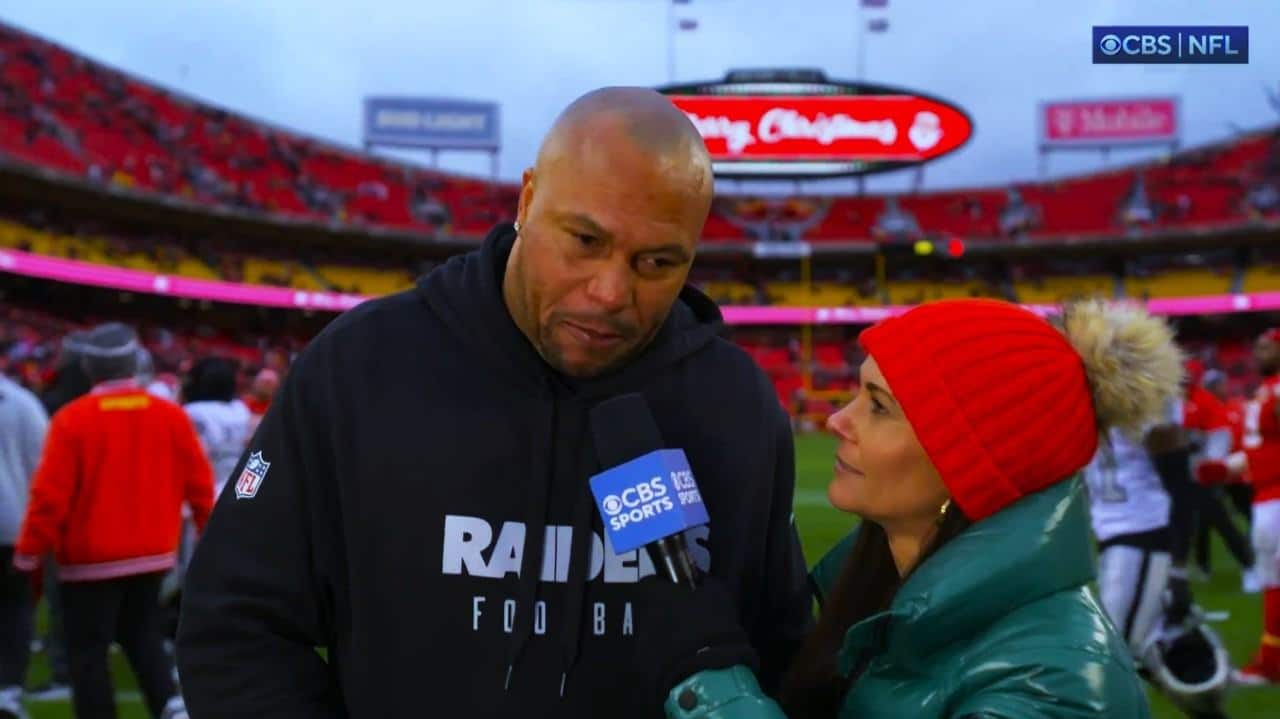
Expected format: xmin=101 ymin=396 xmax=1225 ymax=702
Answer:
xmin=1013 ymin=275 xmax=1116 ymax=304
xmin=1243 ymin=265 xmax=1280 ymax=293
xmin=11 ymin=211 xmax=1277 ymax=317
xmin=317 ymin=264 xmax=415 ymax=296
xmin=885 ymin=280 xmax=998 ymax=306
xmin=0 ymin=20 xmax=1273 ymax=352
xmin=0 ymin=217 xmax=424 ymax=295
xmin=0 ymin=21 xmax=513 ymax=236
xmin=764 ymin=282 xmax=873 ymax=307
xmin=696 ymin=280 xmax=758 ymax=305
xmin=1124 ymin=268 xmax=1232 ymax=299
xmin=0 ymin=217 xmax=222 ymax=280
xmin=1 ymin=20 xmax=1275 ymax=247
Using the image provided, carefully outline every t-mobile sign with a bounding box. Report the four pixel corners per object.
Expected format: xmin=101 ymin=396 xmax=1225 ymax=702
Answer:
xmin=1040 ymin=98 xmax=1179 ymax=149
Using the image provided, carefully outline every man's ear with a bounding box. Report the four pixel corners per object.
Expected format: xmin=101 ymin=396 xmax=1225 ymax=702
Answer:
xmin=517 ymin=167 xmax=535 ymax=227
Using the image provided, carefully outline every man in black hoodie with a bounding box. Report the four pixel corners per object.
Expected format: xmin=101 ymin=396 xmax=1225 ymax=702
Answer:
xmin=176 ymin=87 xmax=812 ymax=718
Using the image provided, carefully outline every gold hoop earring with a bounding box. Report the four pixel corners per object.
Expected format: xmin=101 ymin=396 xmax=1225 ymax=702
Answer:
xmin=937 ymin=499 xmax=952 ymax=525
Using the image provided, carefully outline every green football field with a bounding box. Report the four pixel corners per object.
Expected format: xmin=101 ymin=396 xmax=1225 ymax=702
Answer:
xmin=20 ymin=432 xmax=1277 ymax=718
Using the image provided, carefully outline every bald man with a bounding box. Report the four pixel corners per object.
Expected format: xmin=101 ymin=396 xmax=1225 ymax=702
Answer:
xmin=176 ymin=87 xmax=812 ymax=718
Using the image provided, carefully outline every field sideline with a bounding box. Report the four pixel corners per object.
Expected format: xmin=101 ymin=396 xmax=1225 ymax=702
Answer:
xmin=20 ymin=433 xmax=1275 ymax=718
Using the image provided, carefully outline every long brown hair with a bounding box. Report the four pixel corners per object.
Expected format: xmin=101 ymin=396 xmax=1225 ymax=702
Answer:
xmin=778 ymin=503 xmax=971 ymax=718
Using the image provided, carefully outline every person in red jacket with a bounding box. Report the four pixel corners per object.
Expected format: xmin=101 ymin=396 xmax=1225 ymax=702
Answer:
xmin=1204 ymin=329 xmax=1280 ymax=685
xmin=1183 ymin=360 xmax=1256 ymax=588
xmin=12 ymin=323 xmax=214 ymax=719
xmin=1234 ymin=329 xmax=1280 ymax=684
xmin=1213 ymin=371 xmax=1255 ymax=519
xmin=240 ymin=367 xmax=278 ymax=434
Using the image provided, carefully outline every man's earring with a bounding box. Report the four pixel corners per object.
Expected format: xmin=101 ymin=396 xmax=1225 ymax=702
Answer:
xmin=938 ymin=499 xmax=952 ymax=525
xmin=513 ymin=220 xmax=521 ymax=233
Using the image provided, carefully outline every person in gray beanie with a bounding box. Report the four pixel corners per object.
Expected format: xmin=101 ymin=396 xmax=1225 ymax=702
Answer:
xmin=13 ymin=322 xmax=211 ymax=719
xmin=76 ymin=323 xmax=142 ymax=385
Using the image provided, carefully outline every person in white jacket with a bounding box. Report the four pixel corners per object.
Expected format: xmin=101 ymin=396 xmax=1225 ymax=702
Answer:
xmin=0 ymin=371 xmax=49 ymax=718
xmin=181 ymin=357 xmax=252 ymax=496
xmin=160 ymin=357 xmax=251 ymax=630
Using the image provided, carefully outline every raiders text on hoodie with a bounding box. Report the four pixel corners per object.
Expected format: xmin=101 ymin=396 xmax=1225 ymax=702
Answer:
xmin=176 ymin=224 xmax=812 ymax=718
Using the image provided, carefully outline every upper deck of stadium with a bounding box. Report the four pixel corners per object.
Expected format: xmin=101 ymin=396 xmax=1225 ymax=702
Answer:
xmin=1 ymin=19 xmax=1277 ymax=247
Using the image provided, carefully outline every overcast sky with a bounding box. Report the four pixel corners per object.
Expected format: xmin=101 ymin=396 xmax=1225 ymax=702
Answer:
xmin=1 ymin=1 xmax=1277 ymax=195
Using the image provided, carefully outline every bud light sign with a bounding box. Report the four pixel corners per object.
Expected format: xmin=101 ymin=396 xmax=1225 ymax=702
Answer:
xmin=363 ymin=97 xmax=501 ymax=150
xmin=589 ymin=449 xmax=709 ymax=555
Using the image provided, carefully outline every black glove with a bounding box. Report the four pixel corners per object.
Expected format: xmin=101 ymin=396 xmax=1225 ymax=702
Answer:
xmin=631 ymin=573 xmax=760 ymax=711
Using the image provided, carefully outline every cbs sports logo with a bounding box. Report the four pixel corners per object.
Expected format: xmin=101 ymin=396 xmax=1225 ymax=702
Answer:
xmin=601 ymin=478 xmax=676 ymax=531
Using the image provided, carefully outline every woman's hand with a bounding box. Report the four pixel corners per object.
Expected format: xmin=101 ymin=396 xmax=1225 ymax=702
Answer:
xmin=631 ymin=573 xmax=760 ymax=710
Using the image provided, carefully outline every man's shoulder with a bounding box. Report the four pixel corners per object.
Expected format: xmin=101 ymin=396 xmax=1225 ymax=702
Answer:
xmin=699 ymin=334 xmax=759 ymax=365
xmin=322 ymin=286 xmax=427 ymax=341
xmin=688 ymin=336 xmax=777 ymax=399
xmin=181 ymin=399 xmax=220 ymax=421
xmin=0 ymin=377 xmax=46 ymax=421
xmin=58 ymin=390 xmax=101 ymax=417
xmin=48 ymin=391 xmax=111 ymax=433
xmin=274 ymin=287 xmax=444 ymax=412
xmin=98 ymin=389 xmax=186 ymax=424
xmin=298 ymin=287 xmax=432 ymax=365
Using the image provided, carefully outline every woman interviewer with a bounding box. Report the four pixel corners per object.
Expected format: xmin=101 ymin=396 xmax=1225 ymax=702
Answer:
xmin=638 ymin=298 xmax=1178 ymax=718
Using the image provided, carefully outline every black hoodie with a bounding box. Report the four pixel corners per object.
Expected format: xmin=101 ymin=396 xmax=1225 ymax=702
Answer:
xmin=176 ymin=223 xmax=812 ymax=718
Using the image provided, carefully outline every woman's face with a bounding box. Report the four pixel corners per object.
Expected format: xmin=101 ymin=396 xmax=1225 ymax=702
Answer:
xmin=825 ymin=356 xmax=950 ymax=528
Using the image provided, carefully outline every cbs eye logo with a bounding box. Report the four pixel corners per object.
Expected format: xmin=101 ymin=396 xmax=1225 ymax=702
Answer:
xmin=602 ymin=495 xmax=624 ymax=515
xmin=1099 ymin=34 xmax=1123 ymax=55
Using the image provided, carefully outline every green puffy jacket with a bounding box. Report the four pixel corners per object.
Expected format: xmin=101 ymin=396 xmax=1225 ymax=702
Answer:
xmin=664 ymin=479 xmax=1151 ymax=718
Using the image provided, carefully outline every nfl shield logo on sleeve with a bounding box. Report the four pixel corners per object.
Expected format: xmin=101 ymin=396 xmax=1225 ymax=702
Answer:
xmin=235 ymin=452 xmax=271 ymax=500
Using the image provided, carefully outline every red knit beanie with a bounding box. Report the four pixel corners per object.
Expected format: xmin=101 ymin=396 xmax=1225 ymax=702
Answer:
xmin=858 ymin=298 xmax=1100 ymax=522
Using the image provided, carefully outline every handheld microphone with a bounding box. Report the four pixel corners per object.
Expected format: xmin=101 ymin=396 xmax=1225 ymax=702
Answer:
xmin=588 ymin=393 xmax=709 ymax=587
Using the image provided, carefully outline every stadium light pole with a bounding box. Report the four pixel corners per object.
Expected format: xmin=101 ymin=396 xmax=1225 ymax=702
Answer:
xmin=857 ymin=2 xmax=889 ymax=83
xmin=668 ymin=0 xmax=697 ymax=84
xmin=667 ymin=0 xmax=676 ymax=83
xmin=856 ymin=5 xmax=865 ymax=82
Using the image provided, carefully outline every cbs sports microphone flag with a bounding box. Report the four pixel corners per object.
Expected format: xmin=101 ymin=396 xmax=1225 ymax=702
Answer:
xmin=589 ymin=449 xmax=710 ymax=554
